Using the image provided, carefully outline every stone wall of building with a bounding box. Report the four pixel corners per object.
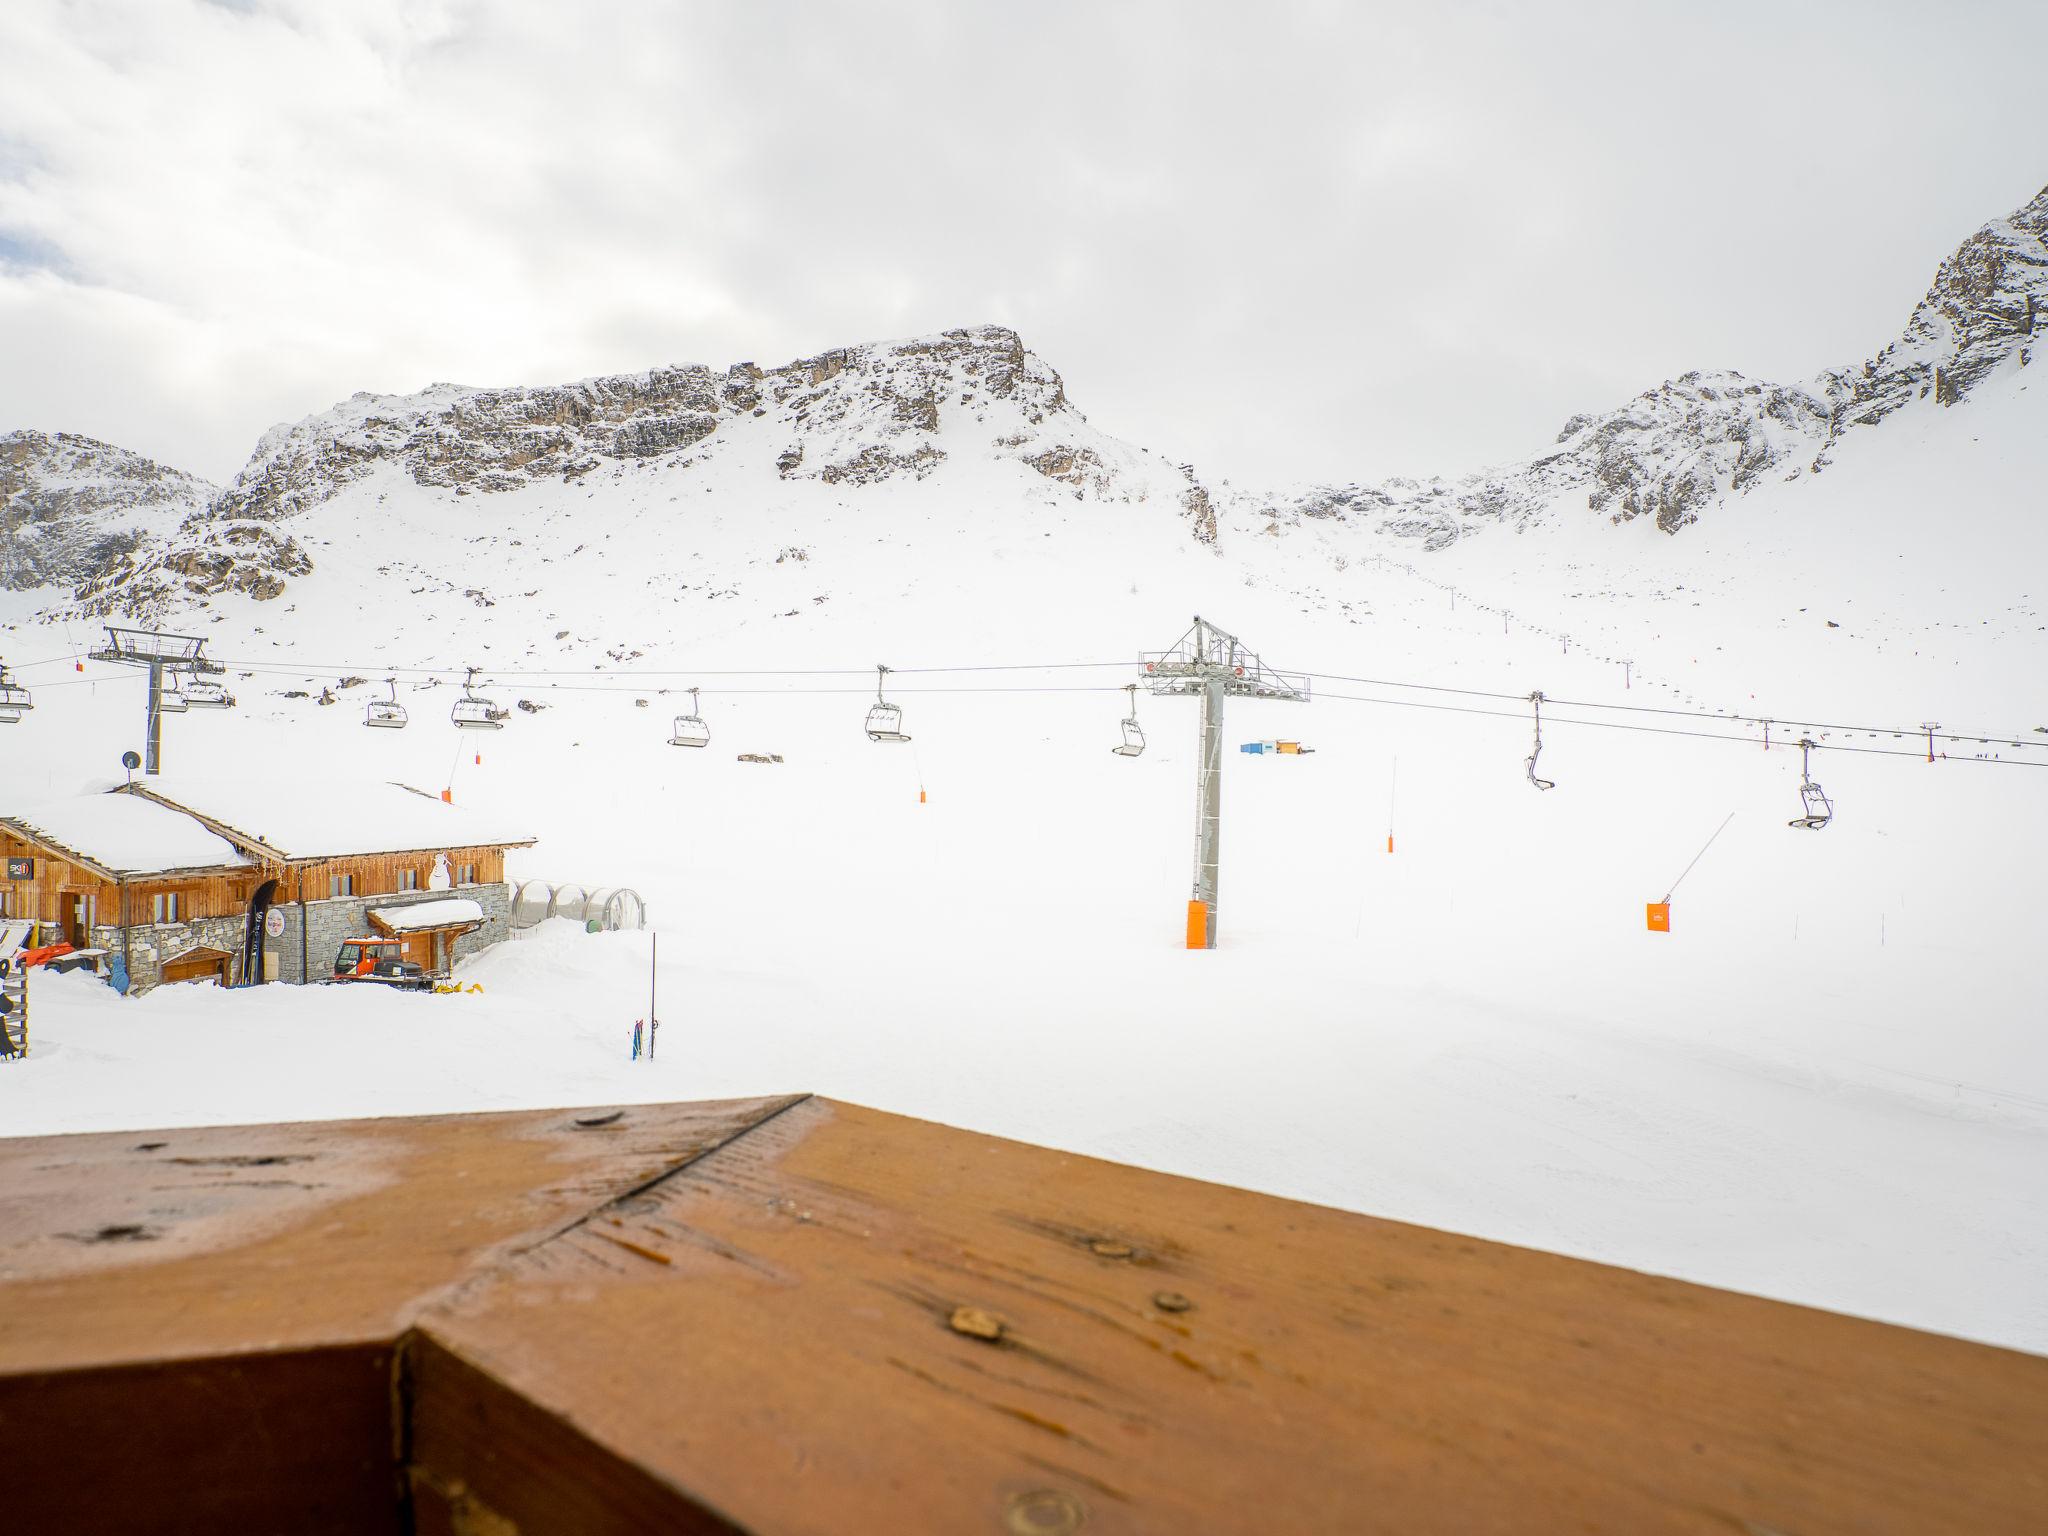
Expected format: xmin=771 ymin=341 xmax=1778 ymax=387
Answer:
xmin=92 ymin=914 xmax=251 ymax=992
xmin=94 ymin=881 xmax=514 ymax=992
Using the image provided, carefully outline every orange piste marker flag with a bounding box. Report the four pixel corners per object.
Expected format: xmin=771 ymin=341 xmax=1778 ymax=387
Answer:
xmin=1646 ymin=902 xmax=1671 ymax=933
xmin=1386 ymin=833 xmax=1394 ymax=854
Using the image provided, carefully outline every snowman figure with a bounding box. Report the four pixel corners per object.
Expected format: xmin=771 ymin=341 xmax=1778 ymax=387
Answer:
xmin=428 ymin=853 xmax=453 ymax=891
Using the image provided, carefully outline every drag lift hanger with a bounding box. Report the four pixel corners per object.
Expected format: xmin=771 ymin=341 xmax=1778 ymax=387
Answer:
xmin=1524 ymin=692 xmax=1555 ymax=790
xmin=1111 ymin=683 xmax=1145 ymax=757
xmin=0 ymin=662 xmax=30 ymax=725
xmin=1788 ymin=737 xmax=1834 ymax=830
xmin=365 ymin=678 xmax=408 ymax=730
xmin=669 ymin=687 xmax=711 ymax=749
xmin=865 ymin=665 xmax=910 ymax=743
xmin=452 ymin=667 xmax=506 ymax=730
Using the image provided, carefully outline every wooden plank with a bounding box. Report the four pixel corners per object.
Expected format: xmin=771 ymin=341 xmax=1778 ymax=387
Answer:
xmin=0 ymin=1095 xmax=804 ymax=1373
xmin=4 ymin=1096 xmax=2044 ymax=1531
xmin=414 ymin=1098 xmax=2048 ymax=1536
xmin=0 ymin=1346 xmax=399 ymax=1536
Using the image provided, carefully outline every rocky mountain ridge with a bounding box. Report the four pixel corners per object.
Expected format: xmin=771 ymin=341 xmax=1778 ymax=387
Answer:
xmin=67 ymin=324 xmax=1214 ymax=616
xmin=1 ymin=430 xmax=217 ymax=593
xmin=9 ymin=181 xmax=2044 ymax=614
xmin=1268 ymin=181 xmax=2045 ymax=548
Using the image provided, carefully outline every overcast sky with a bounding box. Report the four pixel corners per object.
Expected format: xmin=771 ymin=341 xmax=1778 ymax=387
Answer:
xmin=2 ymin=1 xmax=2043 ymax=490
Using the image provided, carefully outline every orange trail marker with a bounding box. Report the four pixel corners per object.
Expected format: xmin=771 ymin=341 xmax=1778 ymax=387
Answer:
xmin=1646 ymin=902 xmax=1670 ymax=933
xmin=1185 ymin=900 xmax=1209 ymax=950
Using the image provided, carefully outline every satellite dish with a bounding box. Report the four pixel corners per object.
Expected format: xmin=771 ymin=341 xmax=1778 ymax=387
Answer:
xmin=121 ymin=751 xmax=142 ymax=770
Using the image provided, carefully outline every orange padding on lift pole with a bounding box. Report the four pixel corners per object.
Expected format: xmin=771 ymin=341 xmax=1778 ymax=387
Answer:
xmin=1185 ymin=900 xmax=1209 ymax=950
xmin=1646 ymin=902 xmax=1670 ymax=933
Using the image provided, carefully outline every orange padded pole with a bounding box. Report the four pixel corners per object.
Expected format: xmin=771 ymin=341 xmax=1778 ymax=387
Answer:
xmin=1185 ymin=900 xmax=1208 ymax=950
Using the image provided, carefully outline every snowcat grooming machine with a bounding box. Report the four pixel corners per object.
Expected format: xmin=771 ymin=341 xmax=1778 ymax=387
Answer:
xmin=330 ymin=938 xmax=428 ymax=990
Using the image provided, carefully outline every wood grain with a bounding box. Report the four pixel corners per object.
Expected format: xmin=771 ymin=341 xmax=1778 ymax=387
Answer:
xmin=416 ymin=1097 xmax=2048 ymax=1535
xmin=4 ymin=1094 xmax=2043 ymax=1533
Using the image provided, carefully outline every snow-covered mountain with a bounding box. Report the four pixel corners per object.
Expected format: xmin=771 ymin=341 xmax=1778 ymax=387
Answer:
xmin=1 ymin=430 xmax=217 ymax=593
xmin=1269 ymin=181 xmax=2045 ymax=546
xmin=70 ymin=325 xmax=1215 ymax=619
xmin=5 ymin=182 xmax=2037 ymax=621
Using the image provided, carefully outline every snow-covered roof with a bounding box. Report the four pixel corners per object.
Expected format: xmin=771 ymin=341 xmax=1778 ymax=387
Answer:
xmin=120 ymin=778 xmax=537 ymax=862
xmin=2 ymin=793 xmax=253 ymax=878
xmin=367 ymin=898 xmax=486 ymax=933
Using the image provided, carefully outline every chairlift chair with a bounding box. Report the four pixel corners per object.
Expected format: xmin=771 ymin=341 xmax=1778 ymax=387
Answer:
xmin=0 ymin=665 xmax=29 ymax=725
xmin=865 ymin=664 xmax=910 ymax=743
xmin=183 ymin=679 xmax=235 ymax=710
xmin=365 ymin=678 xmax=408 ymax=729
xmin=1111 ymin=683 xmax=1145 ymax=757
xmin=1524 ymin=692 xmax=1555 ymax=790
xmin=1788 ymin=738 xmax=1833 ymax=830
xmin=157 ymin=677 xmax=190 ymax=714
xmin=452 ymin=667 xmax=506 ymax=730
xmin=669 ymin=687 xmax=711 ymax=749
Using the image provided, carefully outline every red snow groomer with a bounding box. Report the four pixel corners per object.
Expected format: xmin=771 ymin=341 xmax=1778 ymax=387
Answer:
xmin=331 ymin=938 xmax=428 ymax=991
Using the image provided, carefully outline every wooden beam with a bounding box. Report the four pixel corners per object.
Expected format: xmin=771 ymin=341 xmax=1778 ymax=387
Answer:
xmin=3 ymin=1097 xmax=2043 ymax=1533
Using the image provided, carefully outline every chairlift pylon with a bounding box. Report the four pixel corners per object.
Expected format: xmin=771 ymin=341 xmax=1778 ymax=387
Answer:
xmin=452 ymin=666 xmax=506 ymax=731
xmin=1525 ymin=691 xmax=1555 ymax=790
xmin=1111 ymin=683 xmax=1145 ymax=757
xmin=366 ymin=677 xmax=408 ymax=729
xmin=865 ymin=664 xmax=910 ymax=743
xmin=0 ymin=662 xmax=30 ymax=725
xmin=669 ymin=687 xmax=711 ymax=749
xmin=1788 ymin=737 xmax=1833 ymax=830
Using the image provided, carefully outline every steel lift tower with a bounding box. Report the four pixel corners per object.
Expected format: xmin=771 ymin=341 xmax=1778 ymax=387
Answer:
xmin=87 ymin=626 xmax=227 ymax=775
xmin=1142 ymin=617 xmax=1309 ymax=949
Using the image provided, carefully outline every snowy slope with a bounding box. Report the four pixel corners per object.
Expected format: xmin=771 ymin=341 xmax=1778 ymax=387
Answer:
xmin=1 ymin=202 xmax=2045 ymax=1357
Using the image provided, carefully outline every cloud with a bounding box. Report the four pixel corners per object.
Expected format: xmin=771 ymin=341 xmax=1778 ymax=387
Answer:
xmin=1 ymin=0 xmax=2044 ymax=487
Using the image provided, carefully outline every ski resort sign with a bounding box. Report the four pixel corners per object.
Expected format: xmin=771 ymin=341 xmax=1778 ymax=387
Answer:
xmin=5 ymin=858 xmax=31 ymax=881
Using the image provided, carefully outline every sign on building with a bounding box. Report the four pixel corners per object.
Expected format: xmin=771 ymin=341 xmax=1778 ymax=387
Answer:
xmin=5 ymin=857 xmax=32 ymax=881
xmin=265 ymin=908 xmax=286 ymax=939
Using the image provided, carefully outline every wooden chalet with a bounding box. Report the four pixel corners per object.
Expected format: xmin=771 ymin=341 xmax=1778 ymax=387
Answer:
xmin=1 ymin=779 xmax=535 ymax=989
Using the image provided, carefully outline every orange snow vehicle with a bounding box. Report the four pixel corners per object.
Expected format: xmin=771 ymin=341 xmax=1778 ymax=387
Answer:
xmin=330 ymin=938 xmax=428 ymax=991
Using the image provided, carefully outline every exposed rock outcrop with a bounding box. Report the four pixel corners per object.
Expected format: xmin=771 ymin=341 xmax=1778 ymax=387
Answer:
xmin=1277 ymin=182 xmax=2047 ymax=546
xmin=1 ymin=431 xmax=217 ymax=592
